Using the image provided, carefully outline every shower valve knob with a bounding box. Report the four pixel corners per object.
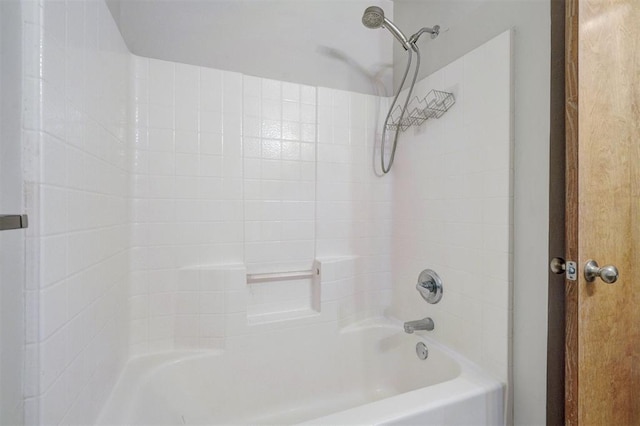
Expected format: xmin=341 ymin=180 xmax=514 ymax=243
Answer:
xmin=416 ymin=269 xmax=443 ymax=304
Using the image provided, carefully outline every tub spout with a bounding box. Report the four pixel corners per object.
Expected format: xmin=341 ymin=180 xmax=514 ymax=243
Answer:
xmin=403 ymin=317 xmax=434 ymax=334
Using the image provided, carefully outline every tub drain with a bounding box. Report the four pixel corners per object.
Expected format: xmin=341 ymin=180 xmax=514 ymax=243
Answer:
xmin=416 ymin=342 xmax=429 ymax=360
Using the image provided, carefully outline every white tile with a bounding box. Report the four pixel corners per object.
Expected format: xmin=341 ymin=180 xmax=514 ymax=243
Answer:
xmin=175 ymin=315 xmax=198 ymax=338
xmin=149 ymin=60 xmax=174 ymax=106
xmin=261 ymin=99 xmax=281 ymax=120
xmin=130 ymin=319 xmax=149 ymax=346
xmin=41 ymin=236 xmax=67 ymax=287
xmin=41 ymin=134 xmax=68 ymax=186
xmin=199 ymin=315 xmax=225 ymax=338
xmin=175 ymin=63 xmax=199 ymax=108
xmin=282 ymin=82 xmax=300 ymax=102
xmin=300 ymin=85 xmax=316 ymax=105
xmin=175 ymin=106 xmax=198 ymax=131
xmin=300 ymin=104 xmax=316 ymax=124
xmin=261 ymin=140 xmax=281 ymax=160
xmin=39 ymin=327 xmax=68 ymax=392
xmin=40 ymin=281 xmax=68 ymax=339
xmin=243 ymin=76 xmax=261 ymax=97
xmin=39 ymin=372 xmax=69 ymax=425
xmin=175 ymin=293 xmax=198 ymax=314
xmin=130 ymin=295 xmax=149 ymax=320
xmin=149 ymin=316 xmax=173 ymax=340
xmin=148 ymin=269 xmax=177 ymax=292
xmin=200 ymin=68 xmax=223 ymax=111
xmin=148 ymin=128 xmax=174 ymax=152
xmin=200 ymin=110 xmax=223 ymax=134
xmin=175 ymin=130 xmax=199 ymax=153
xmin=199 ymin=292 xmax=225 ymax=314
xmin=41 ymin=186 xmax=68 ymax=236
xmin=282 ymin=121 xmax=301 ymax=141
xmin=175 ymin=153 xmax=200 ymax=176
xmin=148 ymin=151 xmax=175 ymax=175
xmin=200 ymin=132 xmax=223 ymax=155
xmin=261 ymin=119 xmax=281 ymax=139
xmin=177 ymin=269 xmax=200 ymax=291
xmin=149 ymin=104 xmax=174 ymax=129
xmin=199 ymin=155 xmax=222 ymax=177
xmin=482 ymin=169 xmax=511 ymax=198
xmin=261 ymin=79 xmax=281 ymax=100
xmin=482 ymin=197 xmax=511 ymax=226
xmin=243 ymin=116 xmax=261 ymax=138
xmin=483 ymin=224 xmax=511 ymax=253
xmin=133 ymin=56 xmax=149 ymax=80
xmin=225 ymin=291 xmax=247 ymax=313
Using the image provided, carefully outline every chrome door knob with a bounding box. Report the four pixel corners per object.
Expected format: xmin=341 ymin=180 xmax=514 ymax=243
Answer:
xmin=584 ymin=259 xmax=619 ymax=284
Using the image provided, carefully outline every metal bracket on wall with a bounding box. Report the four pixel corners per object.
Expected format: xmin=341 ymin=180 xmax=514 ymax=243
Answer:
xmin=0 ymin=214 xmax=28 ymax=231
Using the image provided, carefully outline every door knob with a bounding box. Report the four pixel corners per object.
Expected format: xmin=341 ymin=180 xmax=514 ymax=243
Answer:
xmin=584 ymin=259 xmax=619 ymax=284
xmin=550 ymin=257 xmax=566 ymax=274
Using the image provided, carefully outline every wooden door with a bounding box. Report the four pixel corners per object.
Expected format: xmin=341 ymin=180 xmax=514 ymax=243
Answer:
xmin=565 ymin=0 xmax=640 ymax=424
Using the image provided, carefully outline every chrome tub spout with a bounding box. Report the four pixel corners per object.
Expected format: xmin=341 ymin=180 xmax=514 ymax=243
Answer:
xmin=403 ymin=317 xmax=434 ymax=334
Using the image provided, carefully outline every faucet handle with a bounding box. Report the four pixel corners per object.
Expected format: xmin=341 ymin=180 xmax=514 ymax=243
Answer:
xmin=416 ymin=269 xmax=443 ymax=304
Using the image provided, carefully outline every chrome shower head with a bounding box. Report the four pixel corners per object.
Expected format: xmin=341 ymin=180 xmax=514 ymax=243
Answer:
xmin=362 ymin=6 xmax=411 ymax=50
xmin=362 ymin=6 xmax=385 ymax=29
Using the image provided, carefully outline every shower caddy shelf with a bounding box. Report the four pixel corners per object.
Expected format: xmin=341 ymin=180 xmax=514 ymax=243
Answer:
xmin=387 ymin=89 xmax=455 ymax=132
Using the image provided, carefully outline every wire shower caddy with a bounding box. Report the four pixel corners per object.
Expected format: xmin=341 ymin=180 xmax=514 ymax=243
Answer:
xmin=386 ymin=89 xmax=455 ymax=132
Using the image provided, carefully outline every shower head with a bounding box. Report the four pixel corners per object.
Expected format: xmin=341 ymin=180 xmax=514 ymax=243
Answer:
xmin=362 ymin=6 xmax=411 ymax=50
xmin=362 ymin=6 xmax=385 ymax=29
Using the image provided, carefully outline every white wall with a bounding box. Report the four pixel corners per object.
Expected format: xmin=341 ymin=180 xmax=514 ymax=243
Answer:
xmin=0 ymin=0 xmax=26 ymax=423
xmin=106 ymin=0 xmax=394 ymax=96
xmin=21 ymin=0 xmax=131 ymax=423
xmin=393 ymin=1 xmax=550 ymax=424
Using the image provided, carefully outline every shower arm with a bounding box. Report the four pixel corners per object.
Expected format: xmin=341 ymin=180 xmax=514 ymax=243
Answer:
xmin=408 ymin=26 xmax=441 ymax=45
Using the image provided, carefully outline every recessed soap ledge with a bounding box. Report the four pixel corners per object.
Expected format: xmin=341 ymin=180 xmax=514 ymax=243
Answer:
xmin=245 ymin=259 xmax=322 ymax=325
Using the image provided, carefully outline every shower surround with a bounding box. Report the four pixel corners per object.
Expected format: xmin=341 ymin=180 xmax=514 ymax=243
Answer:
xmin=22 ymin=0 xmax=512 ymax=423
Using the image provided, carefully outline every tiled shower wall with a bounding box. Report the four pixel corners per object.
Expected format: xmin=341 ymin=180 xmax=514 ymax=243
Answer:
xmin=22 ymin=0 xmax=130 ymax=424
xmin=242 ymin=76 xmax=317 ymax=274
xmin=130 ymin=56 xmax=393 ymax=355
xmin=390 ymin=31 xmax=513 ymax=382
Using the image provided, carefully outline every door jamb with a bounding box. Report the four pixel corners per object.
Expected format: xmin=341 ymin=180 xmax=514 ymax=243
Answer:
xmin=564 ymin=0 xmax=579 ymax=423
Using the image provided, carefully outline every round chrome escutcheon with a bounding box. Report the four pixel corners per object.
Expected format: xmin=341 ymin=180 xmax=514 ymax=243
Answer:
xmin=416 ymin=269 xmax=443 ymax=304
xmin=416 ymin=342 xmax=429 ymax=360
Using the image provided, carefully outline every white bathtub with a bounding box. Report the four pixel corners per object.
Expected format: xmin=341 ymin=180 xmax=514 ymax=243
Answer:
xmin=97 ymin=318 xmax=504 ymax=425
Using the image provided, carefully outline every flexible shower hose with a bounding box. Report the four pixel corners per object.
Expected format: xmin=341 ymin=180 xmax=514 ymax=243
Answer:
xmin=380 ymin=44 xmax=421 ymax=174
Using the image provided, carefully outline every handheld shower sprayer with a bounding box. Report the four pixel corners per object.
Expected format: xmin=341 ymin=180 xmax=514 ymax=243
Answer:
xmin=362 ymin=6 xmax=411 ymax=50
xmin=361 ymin=6 xmax=440 ymax=174
xmin=361 ymin=6 xmax=439 ymax=50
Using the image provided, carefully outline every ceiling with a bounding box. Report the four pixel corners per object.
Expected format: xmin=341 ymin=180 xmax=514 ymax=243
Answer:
xmin=105 ymin=0 xmax=395 ymax=94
